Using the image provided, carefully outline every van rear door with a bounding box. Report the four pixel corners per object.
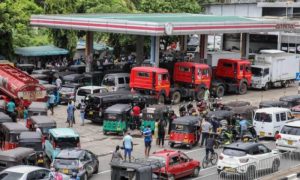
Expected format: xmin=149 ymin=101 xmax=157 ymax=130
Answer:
xmin=253 ymin=112 xmax=273 ymax=138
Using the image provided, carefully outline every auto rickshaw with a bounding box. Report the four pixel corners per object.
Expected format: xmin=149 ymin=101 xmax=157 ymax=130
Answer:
xmin=0 ymin=112 xmax=13 ymax=123
xmin=16 ymin=64 xmax=35 ymax=74
xmin=29 ymin=116 xmax=56 ymax=142
xmin=230 ymin=105 xmax=257 ymax=124
xmin=26 ymin=102 xmax=48 ymax=128
xmin=259 ymin=100 xmax=288 ymax=108
xmin=103 ymin=104 xmax=131 ymax=135
xmin=18 ymin=132 xmax=43 ymax=153
xmin=169 ymin=116 xmax=200 ymax=149
xmin=110 ymin=159 xmax=164 ymax=180
xmin=140 ymin=104 xmax=169 ymax=132
xmin=0 ymin=100 xmax=6 ymax=112
xmin=0 ymin=122 xmax=29 ymax=150
xmin=0 ymin=147 xmax=36 ymax=171
xmin=223 ymin=101 xmax=250 ymax=108
xmin=279 ymin=95 xmax=300 ymax=108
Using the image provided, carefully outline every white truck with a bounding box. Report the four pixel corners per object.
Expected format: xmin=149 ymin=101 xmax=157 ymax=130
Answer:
xmin=251 ymin=50 xmax=300 ymax=90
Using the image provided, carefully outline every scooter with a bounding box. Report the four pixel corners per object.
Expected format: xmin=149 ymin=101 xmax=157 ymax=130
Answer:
xmin=241 ymin=126 xmax=258 ymax=143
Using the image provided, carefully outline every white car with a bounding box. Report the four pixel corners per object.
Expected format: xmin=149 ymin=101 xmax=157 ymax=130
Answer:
xmin=0 ymin=165 xmax=69 ymax=180
xmin=276 ymin=120 xmax=300 ymax=152
xmin=217 ymin=143 xmax=280 ymax=179
xmin=75 ymin=86 xmax=108 ymax=105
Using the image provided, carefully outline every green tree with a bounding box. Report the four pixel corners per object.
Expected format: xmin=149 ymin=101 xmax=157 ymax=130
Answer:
xmin=138 ymin=0 xmax=201 ymax=13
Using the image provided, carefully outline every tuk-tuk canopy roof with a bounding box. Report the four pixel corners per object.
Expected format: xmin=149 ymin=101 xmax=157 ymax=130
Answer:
xmin=228 ymin=106 xmax=257 ymax=115
xmin=259 ymin=100 xmax=288 ymax=108
xmin=28 ymin=102 xmax=48 ymax=111
xmin=1 ymin=122 xmax=28 ymax=133
xmin=279 ymin=95 xmax=300 ymax=102
xmin=173 ymin=116 xmax=200 ymax=125
xmin=0 ymin=147 xmax=35 ymax=162
xmin=207 ymin=110 xmax=234 ymax=119
xmin=32 ymin=69 xmax=53 ymax=74
xmin=30 ymin=115 xmax=56 ymax=127
xmin=15 ymin=45 xmax=69 ymax=57
xmin=49 ymin=128 xmax=80 ymax=138
xmin=144 ymin=104 xmax=168 ymax=113
xmin=43 ymin=84 xmax=57 ymax=91
xmin=0 ymin=112 xmax=13 ymax=123
xmin=19 ymin=132 xmax=42 ymax=141
xmin=110 ymin=158 xmax=164 ymax=171
xmin=62 ymin=73 xmax=84 ymax=81
xmin=62 ymin=83 xmax=81 ymax=88
xmin=105 ymin=104 xmax=131 ymax=114
xmin=224 ymin=101 xmax=251 ymax=108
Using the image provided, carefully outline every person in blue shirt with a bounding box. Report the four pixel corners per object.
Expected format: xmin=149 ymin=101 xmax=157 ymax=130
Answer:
xmin=6 ymin=99 xmax=16 ymax=121
xmin=239 ymin=116 xmax=249 ymax=137
xmin=143 ymin=125 xmax=152 ymax=157
xmin=23 ymin=107 xmax=28 ymax=123
xmin=67 ymin=100 xmax=75 ymax=127
xmin=123 ymin=132 xmax=133 ymax=162
xmin=48 ymin=92 xmax=55 ymax=115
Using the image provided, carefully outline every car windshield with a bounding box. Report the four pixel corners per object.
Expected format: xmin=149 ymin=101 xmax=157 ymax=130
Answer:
xmin=251 ymin=67 xmax=263 ymax=77
xmin=281 ymin=125 xmax=300 ymax=135
xmin=148 ymin=156 xmax=166 ymax=164
xmin=223 ymin=148 xmax=247 ymax=157
xmin=254 ymin=112 xmax=272 ymax=122
xmin=54 ymin=158 xmax=79 ymax=168
xmin=102 ymin=77 xmax=115 ymax=86
xmin=55 ymin=137 xmax=79 ymax=149
xmin=60 ymin=87 xmax=74 ymax=93
xmin=0 ymin=171 xmax=23 ymax=180
xmin=77 ymin=89 xmax=91 ymax=96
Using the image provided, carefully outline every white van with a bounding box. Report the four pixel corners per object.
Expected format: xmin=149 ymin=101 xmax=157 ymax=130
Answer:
xmin=101 ymin=73 xmax=130 ymax=92
xmin=276 ymin=120 xmax=300 ymax=152
xmin=253 ymin=107 xmax=294 ymax=138
xmin=75 ymin=86 xmax=108 ymax=105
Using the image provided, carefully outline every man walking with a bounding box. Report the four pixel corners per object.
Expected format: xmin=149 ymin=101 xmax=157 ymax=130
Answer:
xmin=200 ymin=119 xmax=212 ymax=147
xmin=55 ymin=77 xmax=62 ymax=90
xmin=205 ymin=133 xmax=216 ymax=160
xmin=48 ymin=92 xmax=55 ymax=115
xmin=158 ymin=119 xmax=166 ymax=148
xmin=67 ymin=100 xmax=75 ymax=127
xmin=143 ymin=125 xmax=152 ymax=157
xmin=79 ymin=99 xmax=86 ymax=126
xmin=123 ymin=132 xmax=133 ymax=162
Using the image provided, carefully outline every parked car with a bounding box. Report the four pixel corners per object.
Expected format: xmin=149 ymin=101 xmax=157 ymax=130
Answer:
xmin=53 ymin=149 xmax=99 ymax=179
xmin=101 ymin=73 xmax=130 ymax=92
xmin=276 ymin=120 xmax=300 ymax=152
xmin=217 ymin=142 xmax=280 ymax=179
xmin=0 ymin=165 xmax=69 ymax=180
xmin=75 ymin=86 xmax=108 ymax=105
xmin=149 ymin=149 xmax=200 ymax=179
xmin=59 ymin=83 xmax=81 ymax=104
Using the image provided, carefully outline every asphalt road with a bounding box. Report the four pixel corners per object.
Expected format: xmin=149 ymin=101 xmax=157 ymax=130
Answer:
xmin=49 ymin=85 xmax=300 ymax=180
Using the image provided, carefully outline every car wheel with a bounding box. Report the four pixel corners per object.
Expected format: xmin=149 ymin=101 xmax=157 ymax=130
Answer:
xmin=168 ymin=174 xmax=175 ymax=180
xmin=171 ymin=91 xmax=181 ymax=104
xmin=192 ymin=167 xmax=200 ymax=177
xmin=272 ymin=159 xmax=280 ymax=172
xmin=246 ymin=166 xmax=256 ymax=180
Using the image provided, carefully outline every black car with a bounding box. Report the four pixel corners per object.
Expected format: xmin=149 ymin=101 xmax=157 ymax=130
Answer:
xmin=53 ymin=149 xmax=99 ymax=180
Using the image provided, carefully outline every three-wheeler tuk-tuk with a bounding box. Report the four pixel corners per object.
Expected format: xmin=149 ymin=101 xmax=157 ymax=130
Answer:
xmin=279 ymin=95 xmax=300 ymax=108
xmin=0 ymin=147 xmax=36 ymax=171
xmin=18 ymin=132 xmax=43 ymax=153
xmin=29 ymin=115 xmax=56 ymax=142
xmin=103 ymin=104 xmax=131 ymax=135
xmin=0 ymin=122 xmax=29 ymax=150
xmin=26 ymin=102 xmax=48 ymax=128
xmin=140 ymin=104 xmax=169 ymax=132
xmin=259 ymin=100 xmax=288 ymax=108
xmin=169 ymin=116 xmax=200 ymax=149
xmin=0 ymin=112 xmax=13 ymax=123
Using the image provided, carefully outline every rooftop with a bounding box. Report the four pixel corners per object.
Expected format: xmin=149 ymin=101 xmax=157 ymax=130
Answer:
xmin=15 ymin=45 xmax=68 ymax=57
xmin=50 ymin=128 xmax=79 ymax=138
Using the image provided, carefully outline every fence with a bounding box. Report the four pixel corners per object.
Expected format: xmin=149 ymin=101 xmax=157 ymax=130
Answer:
xmin=214 ymin=151 xmax=300 ymax=180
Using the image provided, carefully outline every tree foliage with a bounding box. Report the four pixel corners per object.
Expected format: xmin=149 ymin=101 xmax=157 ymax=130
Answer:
xmin=138 ymin=0 xmax=201 ymax=13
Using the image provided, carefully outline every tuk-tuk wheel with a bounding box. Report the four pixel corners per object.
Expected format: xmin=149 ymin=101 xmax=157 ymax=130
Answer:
xmin=103 ymin=131 xmax=108 ymax=135
xmin=170 ymin=143 xmax=174 ymax=148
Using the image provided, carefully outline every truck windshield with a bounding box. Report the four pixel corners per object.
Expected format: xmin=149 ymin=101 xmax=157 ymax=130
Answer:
xmin=251 ymin=67 xmax=263 ymax=77
xmin=254 ymin=112 xmax=272 ymax=122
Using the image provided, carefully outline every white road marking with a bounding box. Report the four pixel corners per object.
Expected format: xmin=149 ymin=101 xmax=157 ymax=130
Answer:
xmin=97 ymin=169 xmax=111 ymax=174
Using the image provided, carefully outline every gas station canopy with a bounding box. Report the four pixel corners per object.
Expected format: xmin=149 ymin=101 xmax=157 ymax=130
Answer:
xmin=30 ymin=13 xmax=300 ymax=36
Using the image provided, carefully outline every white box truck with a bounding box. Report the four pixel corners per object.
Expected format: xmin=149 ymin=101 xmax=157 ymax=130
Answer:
xmin=207 ymin=51 xmax=241 ymax=67
xmin=251 ymin=50 xmax=300 ymax=90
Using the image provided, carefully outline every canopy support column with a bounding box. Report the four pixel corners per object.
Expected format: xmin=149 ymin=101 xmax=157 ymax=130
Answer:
xmin=136 ymin=35 xmax=144 ymax=65
xmin=277 ymin=32 xmax=282 ymax=50
xmin=150 ymin=36 xmax=160 ymax=67
xmin=199 ymin=34 xmax=208 ymax=61
xmin=85 ymin=31 xmax=93 ymax=72
xmin=179 ymin=35 xmax=188 ymax=52
xmin=240 ymin=33 xmax=249 ymax=58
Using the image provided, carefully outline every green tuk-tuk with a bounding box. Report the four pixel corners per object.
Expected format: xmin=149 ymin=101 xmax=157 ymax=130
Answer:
xmin=140 ymin=104 xmax=169 ymax=132
xmin=103 ymin=104 xmax=131 ymax=135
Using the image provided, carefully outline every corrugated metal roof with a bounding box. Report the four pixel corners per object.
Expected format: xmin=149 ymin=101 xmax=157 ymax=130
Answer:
xmin=15 ymin=45 xmax=69 ymax=57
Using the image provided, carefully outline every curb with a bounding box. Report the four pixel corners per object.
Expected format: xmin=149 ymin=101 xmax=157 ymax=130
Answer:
xmin=278 ymin=172 xmax=300 ymax=180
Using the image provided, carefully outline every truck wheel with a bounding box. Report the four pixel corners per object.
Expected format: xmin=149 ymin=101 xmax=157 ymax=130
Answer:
xmin=282 ymin=81 xmax=289 ymax=88
xmin=239 ymin=83 xmax=247 ymax=95
xmin=196 ymin=88 xmax=205 ymax=101
xmin=216 ymin=86 xmax=225 ymax=97
xmin=158 ymin=95 xmax=165 ymax=104
xmin=171 ymin=91 xmax=181 ymax=104
xmin=263 ymin=83 xmax=269 ymax=91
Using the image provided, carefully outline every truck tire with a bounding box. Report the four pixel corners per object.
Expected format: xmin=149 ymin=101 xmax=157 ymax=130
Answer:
xmin=216 ymin=86 xmax=225 ymax=97
xmin=171 ymin=91 xmax=181 ymax=104
xmin=239 ymin=82 xmax=247 ymax=95
xmin=195 ymin=88 xmax=205 ymax=101
xmin=158 ymin=94 xmax=165 ymax=104
xmin=263 ymin=83 xmax=269 ymax=91
xmin=282 ymin=81 xmax=289 ymax=88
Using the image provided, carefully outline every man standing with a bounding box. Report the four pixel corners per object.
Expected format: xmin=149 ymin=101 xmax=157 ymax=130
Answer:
xmin=6 ymin=99 xmax=16 ymax=121
xmin=48 ymin=92 xmax=55 ymax=115
xmin=79 ymin=99 xmax=86 ymax=126
xmin=55 ymin=77 xmax=62 ymax=90
xmin=143 ymin=125 xmax=152 ymax=157
xmin=123 ymin=132 xmax=133 ymax=162
xmin=158 ymin=119 xmax=166 ymax=148
xmin=132 ymin=104 xmax=141 ymax=129
xmin=200 ymin=119 xmax=212 ymax=147
xmin=67 ymin=100 xmax=75 ymax=127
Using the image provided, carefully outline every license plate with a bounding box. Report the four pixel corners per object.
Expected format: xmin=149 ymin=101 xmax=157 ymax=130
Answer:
xmin=224 ymin=167 xmax=235 ymax=172
xmin=288 ymin=140 xmax=293 ymax=145
xmin=63 ymin=169 xmax=69 ymax=174
xmin=89 ymin=111 xmax=93 ymax=115
xmin=244 ymin=138 xmax=249 ymax=142
xmin=37 ymin=159 xmax=44 ymax=163
xmin=260 ymin=131 xmax=265 ymax=137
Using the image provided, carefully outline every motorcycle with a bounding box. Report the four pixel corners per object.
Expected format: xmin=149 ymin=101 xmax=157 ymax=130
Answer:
xmin=215 ymin=129 xmax=234 ymax=148
xmin=209 ymin=97 xmax=224 ymax=111
xmin=179 ymin=104 xmax=187 ymax=117
xmin=197 ymin=100 xmax=208 ymax=115
xmin=241 ymin=126 xmax=258 ymax=143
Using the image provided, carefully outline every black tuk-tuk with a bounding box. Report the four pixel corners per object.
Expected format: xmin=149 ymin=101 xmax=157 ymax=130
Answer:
xmin=207 ymin=110 xmax=235 ymax=127
xmin=68 ymin=64 xmax=86 ymax=74
xmin=83 ymin=71 xmax=104 ymax=86
xmin=279 ymin=95 xmax=300 ymax=108
xmin=224 ymin=101 xmax=251 ymax=108
xmin=141 ymin=104 xmax=169 ymax=132
xmin=28 ymin=102 xmax=48 ymax=117
xmin=0 ymin=147 xmax=36 ymax=171
xmin=16 ymin=64 xmax=35 ymax=74
xmin=62 ymin=73 xmax=85 ymax=85
xmin=0 ymin=112 xmax=13 ymax=123
xmin=110 ymin=159 xmax=164 ymax=180
xmin=259 ymin=100 xmax=288 ymax=108
xmin=169 ymin=116 xmax=200 ymax=149
xmin=18 ymin=132 xmax=43 ymax=152
xmin=0 ymin=122 xmax=29 ymax=150
xmin=31 ymin=74 xmax=49 ymax=81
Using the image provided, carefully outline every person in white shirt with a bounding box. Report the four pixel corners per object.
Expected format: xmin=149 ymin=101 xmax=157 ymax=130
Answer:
xmin=55 ymin=77 xmax=62 ymax=89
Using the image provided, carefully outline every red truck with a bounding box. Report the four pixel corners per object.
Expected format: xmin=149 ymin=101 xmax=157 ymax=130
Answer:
xmin=0 ymin=64 xmax=46 ymax=106
xmin=130 ymin=59 xmax=252 ymax=103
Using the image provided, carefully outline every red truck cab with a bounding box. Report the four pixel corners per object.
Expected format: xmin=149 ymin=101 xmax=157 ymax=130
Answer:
xmin=150 ymin=149 xmax=200 ymax=179
xmin=212 ymin=59 xmax=252 ymax=96
xmin=130 ymin=67 xmax=170 ymax=103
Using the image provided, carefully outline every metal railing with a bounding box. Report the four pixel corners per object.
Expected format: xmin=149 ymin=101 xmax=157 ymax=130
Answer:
xmin=212 ymin=151 xmax=300 ymax=180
